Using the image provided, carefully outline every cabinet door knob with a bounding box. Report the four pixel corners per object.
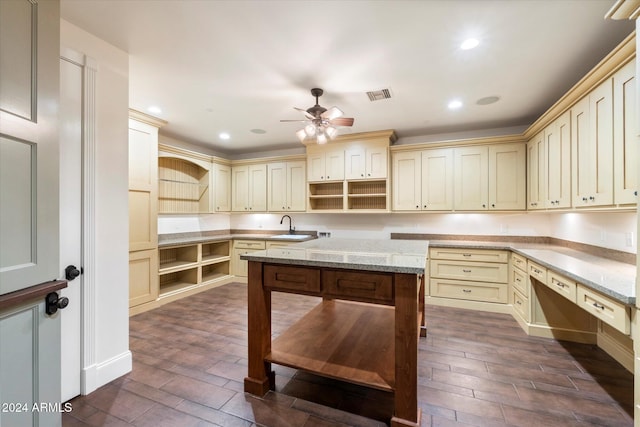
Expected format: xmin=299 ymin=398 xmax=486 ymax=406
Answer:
xmin=482 ymin=204 xmax=486 ymax=208
xmin=491 ymin=204 xmax=495 ymax=208
xmin=416 ymin=205 xmax=419 ymax=209
xmin=423 ymin=205 xmax=427 ymax=208
xmin=327 ymin=176 xmax=330 ymax=179
xmin=361 ymin=173 xmax=364 ymax=177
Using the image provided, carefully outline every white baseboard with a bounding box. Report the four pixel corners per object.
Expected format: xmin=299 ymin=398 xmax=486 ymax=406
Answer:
xmin=81 ymin=350 xmax=132 ymax=395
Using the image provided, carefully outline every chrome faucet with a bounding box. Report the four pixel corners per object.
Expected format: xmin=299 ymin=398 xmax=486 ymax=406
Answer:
xmin=280 ymin=215 xmax=295 ymax=234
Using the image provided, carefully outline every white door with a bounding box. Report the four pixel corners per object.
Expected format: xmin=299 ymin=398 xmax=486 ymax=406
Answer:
xmin=0 ymin=1 xmax=63 ymax=426
xmin=59 ymin=51 xmax=84 ymax=402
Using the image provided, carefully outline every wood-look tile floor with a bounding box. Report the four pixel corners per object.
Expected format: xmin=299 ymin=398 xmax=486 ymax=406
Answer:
xmin=63 ymin=283 xmax=634 ymax=427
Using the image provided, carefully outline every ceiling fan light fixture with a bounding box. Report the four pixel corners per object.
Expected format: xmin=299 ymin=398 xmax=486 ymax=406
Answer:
xmin=304 ymin=124 xmax=316 ymax=136
xmin=317 ymin=133 xmax=328 ymax=144
xmin=325 ymin=126 xmax=338 ymax=139
xmin=296 ymin=129 xmax=307 ymax=142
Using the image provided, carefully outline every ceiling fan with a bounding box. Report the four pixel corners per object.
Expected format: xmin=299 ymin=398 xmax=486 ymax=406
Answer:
xmin=281 ymin=88 xmax=355 ymax=144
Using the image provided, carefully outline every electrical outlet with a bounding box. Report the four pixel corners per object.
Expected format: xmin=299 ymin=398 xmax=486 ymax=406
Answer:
xmin=625 ymin=232 xmax=634 ymax=247
xmin=319 ymin=232 xmax=331 ymax=238
xmin=600 ymin=230 xmax=607 ymax=242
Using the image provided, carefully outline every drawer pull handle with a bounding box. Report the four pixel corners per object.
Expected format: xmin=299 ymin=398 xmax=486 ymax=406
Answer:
xmin=592 ymin=302 xmax=605 ymax=310
xmin=462 ymin=269 xmax=472 ymax=273
xmin=516 ymin=300 xmax=522 ymax=305
xmin=462 ymin=289 xmax=472 ymax=293
xmin=463 ymin=254 xmax=472 ymax=257
xmin=516 ymin=278 xmax=521 ymax=283
xmin=554 ymin=281 xmax=566 ymax=288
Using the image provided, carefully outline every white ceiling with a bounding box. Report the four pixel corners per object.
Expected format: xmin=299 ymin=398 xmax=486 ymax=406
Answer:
xmin=60 ymin=0 xmax=635 ymax=155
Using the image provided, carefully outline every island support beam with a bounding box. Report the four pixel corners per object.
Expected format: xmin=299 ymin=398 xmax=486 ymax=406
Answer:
xmin=244 ymin=260 xmax=275 ymax=395
xmin=391 ymin=272 xmax=422 ymax=427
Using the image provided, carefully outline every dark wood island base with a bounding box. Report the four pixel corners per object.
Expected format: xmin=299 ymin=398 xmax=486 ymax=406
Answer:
xmin=244 ymin=258 xmax=425 ymax=427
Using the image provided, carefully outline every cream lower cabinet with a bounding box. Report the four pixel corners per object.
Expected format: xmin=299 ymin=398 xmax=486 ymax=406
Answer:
xmin=392 ymin=148 xmax=453 ymax=211
xmin=267 ymin=160 xmax=306 ymax=212
xmin=510 ymin=252 xmax=529 ymax=322
xmin=429 ymin=248 xmax=509 ymax=304
xmin=129 ymin=249 xmax=159 ymax=308
xmin=232 ymin=240 xmax=266 ymax=277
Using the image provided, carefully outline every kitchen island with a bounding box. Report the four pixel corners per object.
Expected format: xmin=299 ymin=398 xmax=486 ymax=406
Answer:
xmin=241 ymin=238 xmax=429 ymax=427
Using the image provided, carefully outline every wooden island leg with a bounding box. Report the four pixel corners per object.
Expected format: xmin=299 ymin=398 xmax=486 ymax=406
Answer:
xmin=244 ymin=260 xmax=275 ymax=395
xmin=419 ymin=273 xmax=427 ymax=337
xmin=391 ymin=272 xmax=421 ymax=427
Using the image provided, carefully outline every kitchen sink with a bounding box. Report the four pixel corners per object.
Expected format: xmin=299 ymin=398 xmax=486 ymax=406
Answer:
xmin=271 ymin=234 xmax=309 ymax=240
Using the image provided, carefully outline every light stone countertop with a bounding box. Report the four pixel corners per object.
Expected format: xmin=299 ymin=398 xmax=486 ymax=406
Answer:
xmin=158 ymin=233 xmax=316 ymax=248
xmin=240 ymin=238 xmax=430 ymax=274
xmin=429 ymin=240 xmax=636 ymax=305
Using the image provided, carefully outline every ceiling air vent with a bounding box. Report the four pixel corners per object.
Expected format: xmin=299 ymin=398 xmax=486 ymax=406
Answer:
xmin=366 ymin=88 xmax=392 ymax=102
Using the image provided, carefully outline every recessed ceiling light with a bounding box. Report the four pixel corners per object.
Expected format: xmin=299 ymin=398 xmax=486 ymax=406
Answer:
xmin=448 ymin=99 xmax=463 ymax=110
xmin=147 ymin=105 xmax=162 ymax=114
xmin=476 ymin=96 xmax=500 ymax=105
xmin=460 ymin=38 xmax=479 ymax=50
xmin=250 ymin=129 xmax=266 ymax=134
xmin=219 ymin=132 xmax=230 ymax=140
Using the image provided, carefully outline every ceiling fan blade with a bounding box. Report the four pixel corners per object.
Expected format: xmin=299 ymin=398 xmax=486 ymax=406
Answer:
xmin=321 ymin=106 xmax=343 ymax=120
xmin=330 ymin=117 xmax=354 ymax=127
xmin=280 ymin=119 xmax=309 ymax=122
xmin=294 ymin=107 xmax=315 ymax=120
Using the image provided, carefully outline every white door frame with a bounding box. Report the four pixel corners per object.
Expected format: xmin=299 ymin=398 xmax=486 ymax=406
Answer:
xmin=59 ymin=46 xmax=98 ymax=397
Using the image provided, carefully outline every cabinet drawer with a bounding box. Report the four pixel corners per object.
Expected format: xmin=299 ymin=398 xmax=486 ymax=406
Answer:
xmin=430 ymin=278 xmax=508 ymax=303
xmin=430 ymin=260 xmax=508 ymax=283
xmin=429 ymin=247 xmax=508 ymax=263
xmin=511 ymin=267 xmax=527 ymax=297
xmin=234 ymin=240 xmax=266 ymax=250
xmin=576 ymin=285 xmax=630 ymax=335
xmin=512 ymin=288 xmax=529 ymax=322
xmin=511 ymin=252 xmax=527 ymax=272
xmin=546 ymin=271 xmax=577 ymax=303
xmin=263 ymin=264 xmax=320 ymax=293
xmin=323 ymin=269 xmax=393 ymax=305
xmin=528 ymin=261 xmax=547 ymax=284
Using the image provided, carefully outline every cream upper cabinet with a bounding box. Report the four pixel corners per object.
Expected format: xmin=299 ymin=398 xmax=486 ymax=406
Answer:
xmin=489 ymin=143 xmax=526 ymax=210
xmin=267 ymin=160 xmax=306 ymax=212
xmin=307 ymin=149 xmax=344 ymax=182
xmin=392 ymin=148 xmax=452 ymax=211
xmin=454 ymin=144 xmax=525 ymax=211
xmin=392 ymin=151 xmax=421 ymax=210
xmin=345 ymin=145 xmax=388 ymax=180
xmin=212 ymin=162 xmax=231 ymax=212
xmin=527 ymin=132 xmax=545 ymax=210
xmin=613 ymin=60 xmax=637 ymax=205
xmin=454 ymin=146 xmax=488 ymax=210
xmin=232 ymin=164 xmax=267 ymax=212
xmin=545 ymin=111 xmax=571 ymax=209
xmin=422 ymin=148 xmax=454 ymax=211
xmin=572 ymin=79 xmax=614 ymax=207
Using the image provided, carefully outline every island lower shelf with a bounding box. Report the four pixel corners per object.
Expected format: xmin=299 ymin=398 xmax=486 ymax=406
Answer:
xmin=267 ymin=299 xmax=395 ymax=392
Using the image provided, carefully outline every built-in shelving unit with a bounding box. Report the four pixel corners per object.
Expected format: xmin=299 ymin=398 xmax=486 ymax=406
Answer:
xmin=158 ymin=240 xmax=231 ymax=300
xmin=308 ymin=182 xmax=345 ymax=211
xmin=347 ymin=180 xmax=387 ymax=210
xmin=158 ymin=157 xmax=210 ymax=213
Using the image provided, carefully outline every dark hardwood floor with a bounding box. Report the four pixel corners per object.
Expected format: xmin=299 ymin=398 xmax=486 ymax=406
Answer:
xmin=63 ymin=282 xmax=633 ymax=426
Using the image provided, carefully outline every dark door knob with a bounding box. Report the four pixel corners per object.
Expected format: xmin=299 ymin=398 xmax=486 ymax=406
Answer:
xmin=65 ymin=265 xmax=80 ymax=281
xmin=45 ymin=292 xmax=70 ymax=315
